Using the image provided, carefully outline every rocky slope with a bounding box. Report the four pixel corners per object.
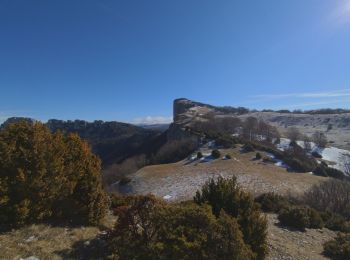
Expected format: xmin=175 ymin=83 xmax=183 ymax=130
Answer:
xmin=173 ymin=98 xmax=350 ymax=150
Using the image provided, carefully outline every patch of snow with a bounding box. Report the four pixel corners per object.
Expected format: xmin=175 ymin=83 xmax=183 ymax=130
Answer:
xmin=266 ymin=153 xmax=288 ymax=169
xmin=276 ymin=138 xmax=350 ymax=173
xmin=163 ymin=195 xmax=172 ymax=200
xmin=24 ymin=236 xmax=37 ymax=243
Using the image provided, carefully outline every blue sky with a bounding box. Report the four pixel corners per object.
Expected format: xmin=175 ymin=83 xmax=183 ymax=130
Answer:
xmin=1 ymin=0 xmax=350 ymax=124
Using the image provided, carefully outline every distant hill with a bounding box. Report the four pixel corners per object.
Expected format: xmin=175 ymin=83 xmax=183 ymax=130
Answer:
xmin=173 ymin=98 xmax=350 ymax=150
xmin=1 ymin=118 xmax=164 ymax=167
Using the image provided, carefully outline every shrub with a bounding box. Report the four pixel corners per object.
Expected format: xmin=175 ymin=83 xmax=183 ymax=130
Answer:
xmin=197 ymin=151 xmax=203 ymax=159
xmin=109 ymin=193 xmax=133 ymax=209
xmin=278 ymin=206 xmax=323 ymax=231
xmin=313 ymin=164 xmax=345 ymax=180
xmin=311 ymin=151 xmax=322 ymax=158
xmin=255 ymin=152 xmax=262 ymax=160
xmin=278 ymin=207 xmax=311 ymax=231
xmin=308 ymin=208 xmax=324 ymax=229
xmin=109 ymin=195 xmax=254 ymax=259
xmin=0 ymin=122 xmax=109 ymax=227
xmin=303 ymin=180 xmax=350 ymax=219
xmin=211 ymin=149 xmax=221 ymax=159
xmin=324 ymin=234 xmax=350 ymax=260
xmin=194 ymin=177 xmax=268 ymax=259
xmin=215 ymin=134 xmax=237 ymax=148
xmin=321 ymin=212 xmax=350 ymax=232
xmin=283 ymin=154 xmax=317 ymax=172
xmin=255 ymin=193 xmax=290 ymax=213
xmin=225 ymin=154 xmax=232 ymax=159
xmin=242 ymin=143 xmax=255 ymax=153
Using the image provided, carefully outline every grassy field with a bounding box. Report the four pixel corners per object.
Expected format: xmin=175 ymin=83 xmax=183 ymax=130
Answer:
xmin=126 ymin=146 xmax=327 ymax=201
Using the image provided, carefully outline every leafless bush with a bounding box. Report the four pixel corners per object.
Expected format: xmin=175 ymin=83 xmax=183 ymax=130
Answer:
xmin=312 ymin=131 xmax=327 ymax=148
xmin=342 ymin=154 xmax=350 ymax=177
xmin=303 ymin=180 xmax=350 ymax=218
xmin=302 ymin=135 xmax=312 ymax=153
xmin=286 ymin=127 xmax=301 ymax=142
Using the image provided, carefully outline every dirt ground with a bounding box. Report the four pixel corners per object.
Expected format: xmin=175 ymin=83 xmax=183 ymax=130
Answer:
xmin=266 ymin=214 xmax=336 ymax=260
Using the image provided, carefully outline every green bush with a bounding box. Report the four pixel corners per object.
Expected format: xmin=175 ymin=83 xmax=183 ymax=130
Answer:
xmin=313 ymin=164 xmax=345 ymax=180
xmin=211 ymin=149 xmax=221 ymax=159
xmin=194 ymin=177 xmax=268 ymax=259
xmin=321 ymin=212 xmax=350 ymax=232
xmin=278 ymin=207 xmax=310 ymax=231
xmin=197 ymin=151 xmax=203 ymax=159
xmin=308 ymin=208 xmax=324 ymax=229
xmin=324 ymin=234 xmax=350 ymax=260
xmin=311 ymin=151 xmax=322 ymax=158
xmin=225 ymin=154 xmax=232 ymax=159
xmin=278 ymin=206 xmax=323 ymax=231
xmin=0 ymin=122 xmax=109 ymax=227
xmin=255 ymin=152 xmax=262 ymax=160
xmin=242 ymin=143 xmax=255 ymax=153
xmin=215 ymin=134 xmax=237 ymax=148
xmin=255 ymin=193 xmax=290 ymax=213
xmin=109 ymin=195 xmax=254 ymax=259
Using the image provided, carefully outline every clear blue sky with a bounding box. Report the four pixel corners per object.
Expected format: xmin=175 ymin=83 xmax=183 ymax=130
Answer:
xmin=1 ymin=0 xmax=350 ymax=124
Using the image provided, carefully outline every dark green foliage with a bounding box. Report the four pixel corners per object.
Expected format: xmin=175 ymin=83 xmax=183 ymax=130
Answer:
xmin=211 ymin=149 xmax=221 ymax=159
xmin=289 ymin=140 xmax=298 ymax=147
xmin=225 ymin=154 xmax=232 ymax=159
xmin=308 ymin=208 xmax=324 ymax=229
xmin=255 ymin=152 xmax=262 ymax=160
xmin=109 ymin=195 xmax=254 ymax=259
xmin=313 ymin=164 xmax=346 ymax=180
xmin=194 ymin=177 xmax=268 ymax=259
xmin=324 ymin=234 xmax=350 ymax=260
xmin=278 ymin=207 xmax=310 ymax=231
xmin=321 ymin=212 xmax=350 ymax=232
xmin=278 ymin=206 xmax=324 ymax=231
xmin=0 ymin=122 xmax=109 ymax=227
xmin=283 ymin=145 xmax=318 ymax=172
xmin=311 ymin=151 xmax=322 ymax=158
xmin=215 ymin=134 xmax=237 ymax=148
xmin=254 ymin=140 xmax=318 ymax=172
xmin=255 ymin=193 xmax=290 ymax=213
xmin=197 ymin=151 xmax=203 ymax=159
xmin=242 ymin=143 xmax=255 ymax=153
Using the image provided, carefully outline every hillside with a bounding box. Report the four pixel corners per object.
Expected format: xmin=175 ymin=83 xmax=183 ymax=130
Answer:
xmin=173 ymin=98 xmax=350 ymax=150
xmin=1 ymin=117 xmax=164 ymax=167
xmin=120 ymin=145 xmax=326 ymax=200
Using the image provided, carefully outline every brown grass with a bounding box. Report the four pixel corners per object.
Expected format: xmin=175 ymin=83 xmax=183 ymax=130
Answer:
xmin=0 ymin=213 xmax=116 ymax=260
xmin=127 ymin=146 xmax=327 ymax=200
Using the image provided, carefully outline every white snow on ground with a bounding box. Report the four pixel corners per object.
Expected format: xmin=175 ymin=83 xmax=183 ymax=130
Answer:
xmin=265 ymin=153 xmax=288 ymax=169
xmin=276 ymin=138 xmax=350 ymax=173
xmin=163 ymin=195 xmax=172 ymax=200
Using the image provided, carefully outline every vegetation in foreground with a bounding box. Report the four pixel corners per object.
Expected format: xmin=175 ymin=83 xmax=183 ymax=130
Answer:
xmin=0 ymin=122 xmax=109 ymax=228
